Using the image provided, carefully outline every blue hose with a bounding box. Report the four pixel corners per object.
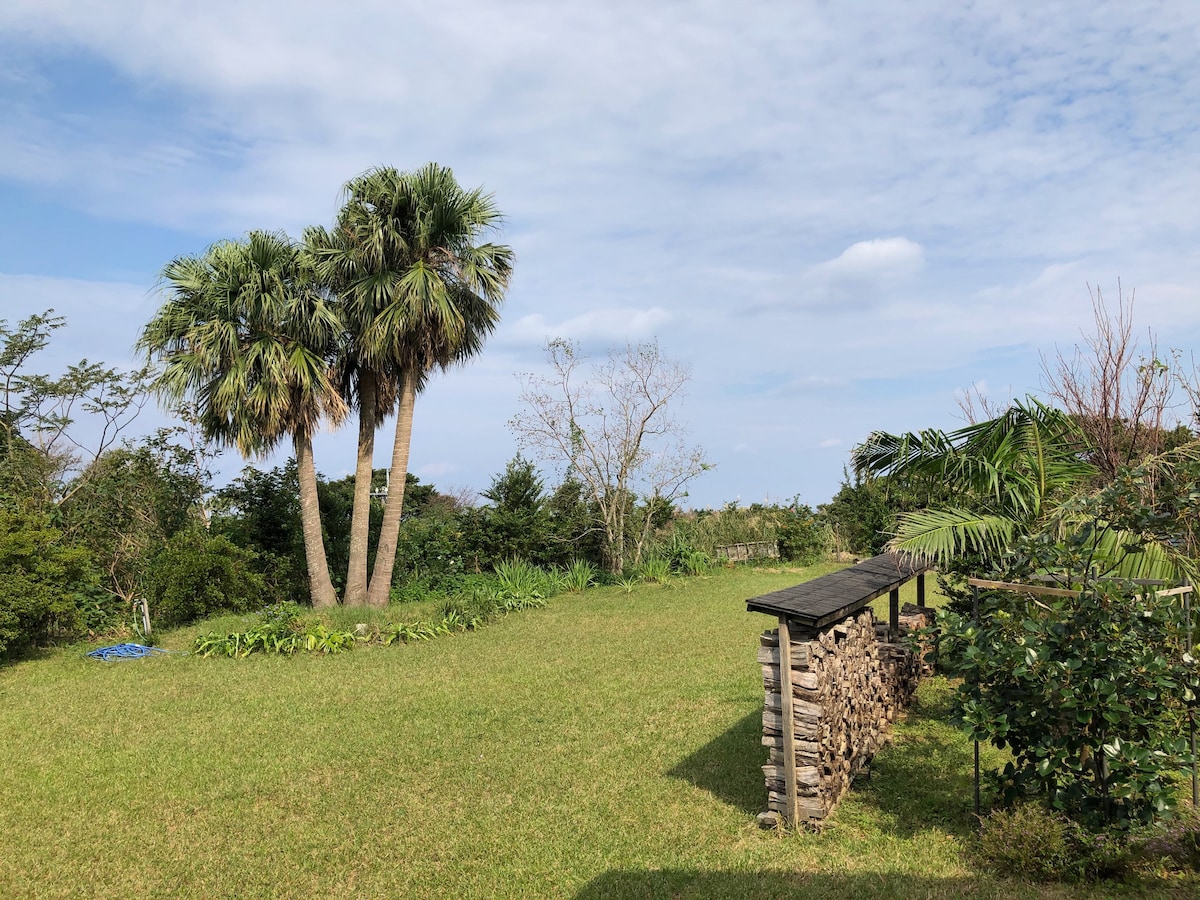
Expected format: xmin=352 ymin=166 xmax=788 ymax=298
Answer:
xmin=86 ymin=643 xmax=172 ymax=661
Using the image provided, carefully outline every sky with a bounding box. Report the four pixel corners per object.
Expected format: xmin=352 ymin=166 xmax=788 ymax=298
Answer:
xmin=3 ymin=1 xmax=1200 ymax=509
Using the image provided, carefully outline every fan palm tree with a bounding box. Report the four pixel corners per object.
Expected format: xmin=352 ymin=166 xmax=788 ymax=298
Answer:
xmin=138 ymin=232 xmax=346 ymax=607
xmin=308 ymin=163 xmax=513 ymax=607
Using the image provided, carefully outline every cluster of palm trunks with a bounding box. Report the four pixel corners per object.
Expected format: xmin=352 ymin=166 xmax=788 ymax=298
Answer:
xmin=757 ymin=603 xmax=931 ymax=827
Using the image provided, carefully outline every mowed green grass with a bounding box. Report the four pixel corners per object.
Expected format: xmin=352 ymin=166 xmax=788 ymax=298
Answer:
xmin=2 ymin=565 xmax=1194 ymax=899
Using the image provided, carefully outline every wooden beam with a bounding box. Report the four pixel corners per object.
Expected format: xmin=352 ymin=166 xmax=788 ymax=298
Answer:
xmin=916 ymin=572 xmax=926 ymax=608
xmin=968 ymin=578 xmax=1194 ymax=600
xmin=1152 ymin=585 xmax=1195 ymax=599
xmin=777 ymin=615 xmax=799 ymax=826
xmin=967 ymin=578 xmax=1078 ymax=598
xmin=888 ymin=588 xmax=900 ymax=641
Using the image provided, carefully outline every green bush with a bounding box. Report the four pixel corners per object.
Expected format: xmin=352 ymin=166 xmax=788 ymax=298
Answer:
xmin=776 ymin=504 xmax=828 ymax=563
xmin=975 ymin=802 xmax=1132 ymax=882
xmin=193 ymin=603 xmax=357 ymax=657
xmin=936 ymin=536 xmax=1200 ymax=830
xmin=0 ymin=508 xmax=95 ymax=657
xmin=563 ymin=559 xmax=598 ymax=592
xmin=494 ymin=558 xmax=554 ymax=601
xmin=634 ymin=556 xmax=671 ymax=584
xmin=143 ymin=530 xmax=270 ymax=628
xmin=660 ymin=534 xmax=711 ymax=576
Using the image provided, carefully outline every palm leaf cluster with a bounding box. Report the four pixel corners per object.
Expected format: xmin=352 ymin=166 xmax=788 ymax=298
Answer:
xmin=852 ymin=398 xmax=1178 ymax=579
xmin=139 ymin=165 xmax=512 ymax=607
xmin=141 ymin=232 xmax=346 ymax=455
xmin=853 ymin=399 xmax=1094 ymax=563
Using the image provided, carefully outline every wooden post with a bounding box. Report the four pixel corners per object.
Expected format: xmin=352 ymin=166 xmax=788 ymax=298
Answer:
xmin=1186 ymin=580 xmax=1198 ymax=808
xmin=916 ymin=573 xmax=926 ymax=609
xmin=777 ymin=615 xmax=799 ymax=826
xmin=889 ymin=588 xmax=900 ymax=641
xmin=972 ymin=583 xmax=981 ymax=821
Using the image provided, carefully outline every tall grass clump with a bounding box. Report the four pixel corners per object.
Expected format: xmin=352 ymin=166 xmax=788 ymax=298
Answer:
xmin=563 ymin=559 xmax=598 ymax=592
xmin=495 ymin=558 xmax=553 ymax=600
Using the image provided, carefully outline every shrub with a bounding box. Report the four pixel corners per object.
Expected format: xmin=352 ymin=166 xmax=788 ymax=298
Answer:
xmin=936 ymin=537 xmax=1200 ymax=830
xmin=776 ymin=504 xmax=829 ymax=563
xmin=143 ymin=530 xmax=270 ymax=628
xmin=494 ymin=558 xmax=550 ymax=601
xmin=193 ymin=603 xmax=357 ymax=657
xmin=660 ymin=534 xmax=711 ymax=576
xmin=0 ymin=508 xmax=95 ymax=657
xmin=975 ymin=802 xmax=1132 ymax=882
xmin=635 ymin=556 xmax=672 ymax=584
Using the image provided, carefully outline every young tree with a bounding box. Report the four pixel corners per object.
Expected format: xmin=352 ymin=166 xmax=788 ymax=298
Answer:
xmin=511 ymin=339 xmax=712 ymax=574
xmin=0 ymin=310 xmax=152 ymax=509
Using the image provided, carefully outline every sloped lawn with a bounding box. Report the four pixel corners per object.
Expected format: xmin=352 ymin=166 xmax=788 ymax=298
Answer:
xmin=2 ymin=565 xmax=1193 ymax=898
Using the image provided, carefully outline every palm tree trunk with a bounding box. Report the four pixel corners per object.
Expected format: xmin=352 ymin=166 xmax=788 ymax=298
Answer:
xmin=344 ymin=371 xmax=377 ymax=605
xmin=366 ymin=369 xmax=416 ymax=608
xmin=295 ymin=430 xmax=338 ymax=608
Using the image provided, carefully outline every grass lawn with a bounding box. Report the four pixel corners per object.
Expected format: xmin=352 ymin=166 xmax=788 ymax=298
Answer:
xmin=2 ymin=563 xmax=1195 ymax=898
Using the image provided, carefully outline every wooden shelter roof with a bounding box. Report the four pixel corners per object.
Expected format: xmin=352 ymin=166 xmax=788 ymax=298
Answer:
xmin=746 ymin=552 xmax=931 ymax=628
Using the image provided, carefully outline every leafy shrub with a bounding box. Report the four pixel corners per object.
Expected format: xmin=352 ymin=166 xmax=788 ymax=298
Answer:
xmin=660 ymin=534 xmax=712 ymax=576
xmin=0 ymin=508 xmax=95 ymax=657
xmin=776 ymin=504 xmax=829 ymax=563
xmin=437 ymin=593 xmax=497 ymax=631
xmin=143 ymin=530 xmax=271 ymax=628
xmin=936 ymin=537 xmax=1200 ymax=830
xmin=494 ymin=558 xmax=551 ymax=600
xmin=975 ymin=802 xmax=1132 ymax=882
xmin=193 ymin=603 xmax=357 ymax=657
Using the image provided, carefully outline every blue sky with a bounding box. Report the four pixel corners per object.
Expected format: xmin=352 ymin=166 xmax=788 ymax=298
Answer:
xmin=3 ymin=1 xmax=1200 ymax=508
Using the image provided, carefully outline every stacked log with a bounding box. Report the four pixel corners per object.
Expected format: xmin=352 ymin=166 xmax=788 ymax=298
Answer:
xmin=757 ymin=607 xmax=927 ymax=828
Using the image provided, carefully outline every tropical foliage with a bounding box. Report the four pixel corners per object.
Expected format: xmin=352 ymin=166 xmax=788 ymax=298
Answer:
xmin=306 ymin=163 xmax=513 ymax=606
xmin=935 ymin=534 xmax=1200 ymax=830
xmin=853 ymin=398 xmax=1095 ymax=563
xmin=138 ymin=231 xmax=346 ymax=606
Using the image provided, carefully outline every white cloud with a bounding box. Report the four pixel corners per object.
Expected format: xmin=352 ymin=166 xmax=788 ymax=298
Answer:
xmin=817 ymin=438 xmax=842 ymax=448
xmin=503 ymin=306 xmax=672 ymax=346
xmin=5 ymin=2 xmax=1200 ymax=506
xmin=810 ymin=237 xmax=925 ymax=283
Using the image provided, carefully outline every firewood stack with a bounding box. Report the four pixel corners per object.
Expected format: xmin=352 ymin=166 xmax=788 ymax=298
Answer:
xmin=756 ymin=605 xmax=929 ymax=827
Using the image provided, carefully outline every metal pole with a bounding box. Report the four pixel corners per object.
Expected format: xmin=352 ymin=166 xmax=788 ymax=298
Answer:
xmin=973 ymin=583 xmax=981 ymax=821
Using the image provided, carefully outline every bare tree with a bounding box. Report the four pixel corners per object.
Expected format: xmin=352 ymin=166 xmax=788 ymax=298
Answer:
xmin=1042 ymin=283 xmax=1182 ymax=482
xmin=954 ymin=382 xmax=1007 ymax=424
xmin=511 ymin=339 xmax=712 ymax=573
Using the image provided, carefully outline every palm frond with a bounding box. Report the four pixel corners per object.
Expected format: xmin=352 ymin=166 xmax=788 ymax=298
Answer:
xmin=888 ymin=507 xmax=1018 ymax=565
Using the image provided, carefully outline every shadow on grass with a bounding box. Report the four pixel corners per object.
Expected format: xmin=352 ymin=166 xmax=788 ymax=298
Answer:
xmin=667 ymin=709 xmax=766 ymax=816
xmin=667 ymin=681 xmax=980 ymax=834
xmin=850 ymin=688 xmax=981 ymax=837
xmin=574 ymin=869 xmax=1000 ymax=900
